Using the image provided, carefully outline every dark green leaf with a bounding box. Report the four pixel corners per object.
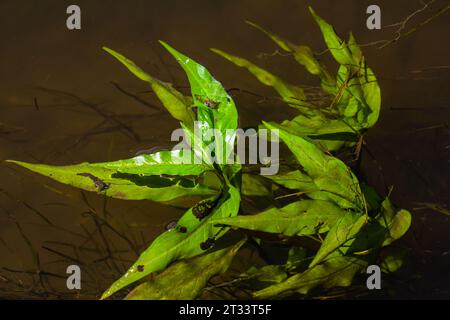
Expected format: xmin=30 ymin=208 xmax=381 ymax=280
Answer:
xmin=212 ymin=200 xmax=347 ymax=237
xmin=263 ymin=123 xmax=363 ymax=209
xmin=254 ymin=253 xmax=366 ymax=298
xmin=241 ymin=173 xmax=272 ymax=196
xmin=125 ymin=238 xmax=246 ymax=300
xmin=309 ymin=211 xmax=367 ymax=267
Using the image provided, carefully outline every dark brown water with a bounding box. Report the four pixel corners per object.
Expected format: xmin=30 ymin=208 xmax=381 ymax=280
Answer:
xmin=0 ymin=0 xmax=449 ymax=299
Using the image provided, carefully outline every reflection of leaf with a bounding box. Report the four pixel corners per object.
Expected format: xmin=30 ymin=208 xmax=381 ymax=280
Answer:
xmin=6 ymin=160 xmax=216 ymax=202
xmin=310 ymin=212 xmax=367 ymax=267
xmin=264 ymin=123 xmax=362 ymax=209
xmin=101 ymin=185 xmax=240 ymax=299
xmin=254 ymin=253 xmax=367 ymax=298
xmin=126 ymin=238 xmax=246 ymax=300
xmin=103 ymin=47 xmax=195 ymax=126
xmin=213 ymin=200 xmax=347 ymax=237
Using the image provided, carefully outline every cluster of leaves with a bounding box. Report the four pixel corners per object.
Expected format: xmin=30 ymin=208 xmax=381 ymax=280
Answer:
xmin=213 ymin=7 xmax=380 ymax=152
xmin=6 ymin=7 xmax=411 ymax=299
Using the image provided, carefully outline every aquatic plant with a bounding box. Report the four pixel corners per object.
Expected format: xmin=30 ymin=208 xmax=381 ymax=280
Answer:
xmin=6 ymin=7 xmax=411 ymax=299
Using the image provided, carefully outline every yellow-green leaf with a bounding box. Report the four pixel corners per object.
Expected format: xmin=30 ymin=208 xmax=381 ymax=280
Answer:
xmin=103 ymin=47 xmax=195 ymax=126
xmin=6 ymin=160 xmax=215 ymax=202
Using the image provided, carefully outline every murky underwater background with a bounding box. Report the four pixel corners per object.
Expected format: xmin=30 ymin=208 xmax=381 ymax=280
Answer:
xmin=0 ymin=0 xmax=449 ymax=299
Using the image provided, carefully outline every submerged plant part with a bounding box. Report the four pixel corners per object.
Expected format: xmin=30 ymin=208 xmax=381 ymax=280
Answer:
xmin=5 ymin=7 xmax=411 ymax=300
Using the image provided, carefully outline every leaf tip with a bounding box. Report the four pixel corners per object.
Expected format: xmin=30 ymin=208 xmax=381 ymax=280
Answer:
xmin=245 ymin=20 xmax=256 ymax=28
xmin=159 ymin=40 xmax=173 ymax=53
xmin=4 ymin=159 xmax=28 ymax=168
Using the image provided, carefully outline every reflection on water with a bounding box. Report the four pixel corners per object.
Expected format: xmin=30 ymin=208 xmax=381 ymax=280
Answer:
xmin=0 ymin=0 xmax=449 ymax=299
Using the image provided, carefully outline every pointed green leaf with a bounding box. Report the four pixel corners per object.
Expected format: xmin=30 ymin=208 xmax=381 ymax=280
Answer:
xmin=246 ymin=21 xmax=335 ymax=94
xmin=264 ymin=122 xmax=363 ymax=209
xmin=309 ymin=7 xmax=353 ymax=66
xmin=211 ymin=48 xmax=311 ymax=112
xmin=125 ymin=238 xmax=246 ymax=300
xmin=103 ymin=47 xmax=195 ymax=126
xmin=101 ymin=185 xmax=240 ymax=299
xmin=254 ymin=253 xmax=366 ymax=298
xmin=212 ymin=200 xmax=347 ymax=237
xmin=6 ymin=160 xmax=216 ymax=202
xmin=160 ymin=41 xmax=238 ymax=166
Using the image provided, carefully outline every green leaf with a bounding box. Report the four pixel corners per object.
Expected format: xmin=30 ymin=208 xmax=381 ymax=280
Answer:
xmin=212 ymin=200 xmax=347 ymax=237
xmin=160 ymin=41 xmax=238 ymax=166
xmin=381 ymin=209 xmax=412 ymax=246
xmin=125 ymin=238 xmax=246 ymax=300
xmin=267 ymin=113 xmax=359 ymax=151
xmin=211 ymin=48 xmax=310 ymax=112
xmin=254 ymin=253 xmax=366 ymax=298
xmin=359 ymin=65 xmax=381 ymax=127
xmin=181 ymin=122 xmax=214 ymax=166
xmin=263 ymin=122 xmax=363 ymax=209
xmin=6 ymin=160 xmax=216 ymax=202
xmin=278 ymin=114 xmax=356 ymax=136
xmin=242 ymin=265 xmax=288 ymax=287
xmin=345 ymin=33 xmax=381 ymax=128
xmin=103 ymin=47 xmax=195 ymax=126
xmin=101 ymin=184 xmax=240 ymax=299
xmin=348 ymin=32 xmax=362 ymax=63
xmin=309 ymin=7 xmax=353 ymax=66
xmin=347 ymin=200 xmax=411 ymax=254
xmin=246 ymin=21 xmax=335 ymax=94
xmin=92 ymin=150 xmax=212 ymax=176
xmin=309 ymin=211 xmax=367 ymax=267
xmin=377 ymin=198 xmax=412 ymax=247
xmin=241 ymin=173 xmax=271 ymax=197
xmin=266 ymin=169 xmax=316 ymax=191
